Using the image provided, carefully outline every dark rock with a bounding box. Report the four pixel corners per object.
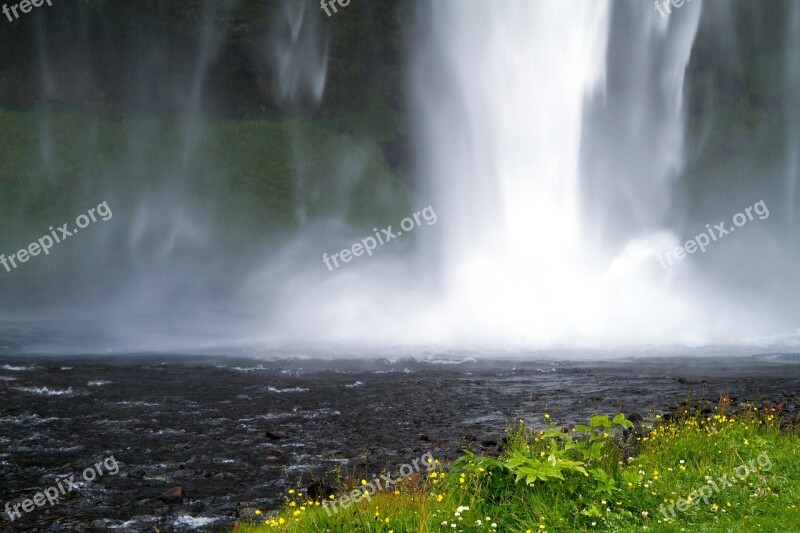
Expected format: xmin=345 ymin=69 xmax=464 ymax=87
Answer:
xmin=161 ymin=486 xmax=185 ymax=504
xmin=627 ymin=412 xmax=644 ymax=424
xmin=266 ymin=430 xmax=290 ymax=440
xmin=237 ymin=502 xmax=262 ymax=520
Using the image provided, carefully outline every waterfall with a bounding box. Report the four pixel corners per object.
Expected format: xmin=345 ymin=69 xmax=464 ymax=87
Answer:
xmin=411 ymin=0 xmax=714 ymax=346
xmin=787 ymin=2 xmax=800 ymax=228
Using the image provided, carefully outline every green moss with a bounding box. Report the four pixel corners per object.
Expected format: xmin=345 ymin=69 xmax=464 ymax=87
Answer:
xmin=0 ymin=106 xmax=411 ymax=248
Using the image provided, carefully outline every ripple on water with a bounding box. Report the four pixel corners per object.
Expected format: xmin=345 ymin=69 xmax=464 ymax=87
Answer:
xmin=0 ymin=414 xmax=60 ymax=425
xmin=267 ymin=386 xmax=310 ymax=393
xmin=1 ymin=365 xmax=35 ymax=371
xmin=172 ymin=516 xmax=222 ymax=529
xmin=12 ymin=386 xmax=75 ymax=396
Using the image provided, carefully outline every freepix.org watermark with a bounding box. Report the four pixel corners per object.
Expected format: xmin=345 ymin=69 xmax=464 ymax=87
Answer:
xmin=658 ymin=451 xmax=772 ymax=521
xmin=4 ymin=455 xmax=119 ymax=522
xmin=0 ymin=201 xmax=112 ymax=273
xmin=656 ymin=200 xmax=769 ymax=269
xmin=322 ymin=205 xmax=437 ymax=272
xmin=3 ymin=0 xmax=53 ymax=24
xmin=322 ymin=451 xmax=436 ymax=516
xmin=654 ymin=0 xmax=693 ymax=18
xmin=320 ymin=0 xmax=349 ymax=18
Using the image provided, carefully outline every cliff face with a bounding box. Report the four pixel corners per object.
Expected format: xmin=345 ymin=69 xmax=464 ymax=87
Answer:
xmin=0 ymin=0 xmax=411 ymax=119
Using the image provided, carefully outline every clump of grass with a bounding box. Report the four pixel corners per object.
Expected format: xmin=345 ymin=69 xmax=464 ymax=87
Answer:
xmin=235 ymin=397 xmax=800 ymax=532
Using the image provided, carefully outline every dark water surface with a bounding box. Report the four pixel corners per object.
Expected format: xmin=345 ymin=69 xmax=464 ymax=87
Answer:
xmin=1 ymin=353 xmax=799 ymax=532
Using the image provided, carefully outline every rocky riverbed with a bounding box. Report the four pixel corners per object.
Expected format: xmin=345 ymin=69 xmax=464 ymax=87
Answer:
xmin=1 ymin=353 xmax=798 ymax=532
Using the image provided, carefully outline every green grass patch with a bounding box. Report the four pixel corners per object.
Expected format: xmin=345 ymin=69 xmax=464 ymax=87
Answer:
xmin=235 ymin=397 xmax=799 ymax=532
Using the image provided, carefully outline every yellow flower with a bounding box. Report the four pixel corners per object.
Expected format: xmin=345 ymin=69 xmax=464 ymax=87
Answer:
xmin=437 ymin=494 xmax=443 ymax=502
xmin=255 ymin=510 xmax=263 ymax=516
xmin=711 ymin=503 xmax=719 ymax=512
xmin=544 ymin=413 xmax=550 ymax=419
xmin=288 ymin=489 xmax=295 ymax=494
xmin=744 ymin=439 xmax=749 ymax=446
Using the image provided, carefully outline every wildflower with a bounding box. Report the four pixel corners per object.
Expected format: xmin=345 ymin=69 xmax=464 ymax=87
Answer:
xmin=361 ymin=479 xmax=367 ymax=486
xmin=544 ymin=413 xmax=550 ymax=419
xmin=255 ymin=510 xmax=263 ymax=516
xmin=711 ymin=503 xmax=719 ymax=512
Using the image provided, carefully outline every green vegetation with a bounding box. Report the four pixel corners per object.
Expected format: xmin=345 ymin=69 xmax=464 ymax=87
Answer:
xmin=235 ymin=398 xmax=799 ymax=532
xmin=0 ymin=105 xmax=411 ymax=248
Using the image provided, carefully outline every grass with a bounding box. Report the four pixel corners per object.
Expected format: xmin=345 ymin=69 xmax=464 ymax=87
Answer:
xmin=234 ymin=396 xmax=800 ymax=532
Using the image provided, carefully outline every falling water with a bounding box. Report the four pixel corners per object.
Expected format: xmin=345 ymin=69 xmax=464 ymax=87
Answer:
xmin=3 ymin=1 xmax=800 ymax=353
xmin=787 ymin=2 xmax=800 ymax=227
xmin=406 ymin=0 xmax=724 ymax=347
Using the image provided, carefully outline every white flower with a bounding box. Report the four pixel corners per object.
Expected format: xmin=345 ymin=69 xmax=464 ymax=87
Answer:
xmin=491 ymin=523 xmax=497 ymax=528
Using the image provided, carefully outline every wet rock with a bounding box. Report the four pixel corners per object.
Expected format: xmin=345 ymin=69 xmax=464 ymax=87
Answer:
xmin=627 ymin=412 xmax=643 ymax=424
xmin=161 ymin=486 xmax=185 ymax=504
xmin=265 ymin=430 xmax=290 ymax=440
xmin=237 ymin=502 xmax=263 ymax=520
